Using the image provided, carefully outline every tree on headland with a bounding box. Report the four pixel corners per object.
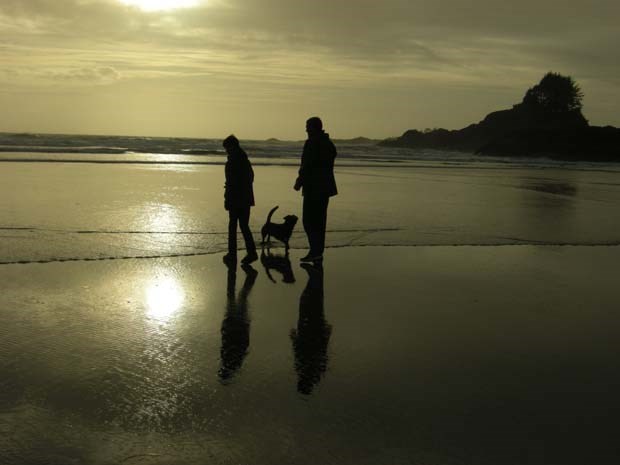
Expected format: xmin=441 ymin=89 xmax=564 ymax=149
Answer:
xmin=380 ymin=70 xmax=620 ymax=161
xmin=521 ymin=72 xmax=584 ymax=113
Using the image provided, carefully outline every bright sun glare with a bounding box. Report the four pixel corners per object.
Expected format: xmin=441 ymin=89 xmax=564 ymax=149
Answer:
xmin=120 ymin=0 xmax=200 ymax=11
xmin=146 ymin=275 xmax=185 ymax=322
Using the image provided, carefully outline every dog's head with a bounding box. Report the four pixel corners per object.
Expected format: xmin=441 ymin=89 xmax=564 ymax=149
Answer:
xmin=283 ymin=215 xmax=298 ymax=227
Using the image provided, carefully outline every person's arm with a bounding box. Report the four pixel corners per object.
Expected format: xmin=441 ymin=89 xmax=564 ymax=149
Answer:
xmin=318 ymin=138 xmax=337 ymax=165
xmin=224 ymin=160 xmax=243 ymax=209
xmin=294 ymin=141 xmax=312 ymax=190
xmin=328 ymin=139 xmax=337 ymax=162
xmin=224 ymin=162 xmax=232 ymax=210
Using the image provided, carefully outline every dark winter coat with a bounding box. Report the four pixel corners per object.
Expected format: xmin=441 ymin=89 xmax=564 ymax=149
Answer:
xmin=297 ymin=131 xmax=338 ymax=197
xmin=224 ymin=147 xmax=255 ymax=210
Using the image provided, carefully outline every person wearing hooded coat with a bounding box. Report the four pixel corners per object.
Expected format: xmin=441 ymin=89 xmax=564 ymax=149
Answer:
xmin=223 ymin=135 xmax=258 ymax=264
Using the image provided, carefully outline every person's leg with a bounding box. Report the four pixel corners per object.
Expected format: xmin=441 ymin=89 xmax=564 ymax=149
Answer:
xmin=238 ymin=207 xmax=257 ymax=258
xmin=227 ymin=209 xmax=239 ymax=257
xmin=303 ymin=196 xmax=318 ymax=255
xmin=302 ymin=195 xmax=313 ymax=251
xmin=316 ymin=196 xmax=329 ymax=255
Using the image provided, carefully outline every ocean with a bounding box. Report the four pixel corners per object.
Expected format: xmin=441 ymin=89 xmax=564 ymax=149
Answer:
xmin=3 ymin=131 xmax=618 ymax=168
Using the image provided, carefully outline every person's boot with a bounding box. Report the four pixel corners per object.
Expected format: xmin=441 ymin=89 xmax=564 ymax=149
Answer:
xmin=223 ymin=253 xmax=237 ymax=266
xmin=299 ymin=252 xmax=323 ymax=263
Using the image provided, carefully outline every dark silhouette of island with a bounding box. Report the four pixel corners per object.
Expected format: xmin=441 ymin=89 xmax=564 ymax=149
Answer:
xmin=380 ymin=72 xmax=620 ymax=161
xmin=332 ymin=136 xmax=381 ymax=144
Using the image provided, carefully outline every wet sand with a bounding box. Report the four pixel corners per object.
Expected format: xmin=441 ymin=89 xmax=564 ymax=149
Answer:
xmin=1 ymin=245 xmax=618 ymax=465
xmin=2 ymin=161 xmax=620 ymax=265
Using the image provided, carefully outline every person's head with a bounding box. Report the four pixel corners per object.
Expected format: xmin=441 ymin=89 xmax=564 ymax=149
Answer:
xmin=223 ymin=134 xmax=240 ymax=153
xmin=305 ymin=117 xmax=323 ymax=138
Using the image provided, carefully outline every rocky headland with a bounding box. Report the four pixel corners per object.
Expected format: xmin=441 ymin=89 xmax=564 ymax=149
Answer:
xmin=380 ymin=73 xmax=620 ymax=161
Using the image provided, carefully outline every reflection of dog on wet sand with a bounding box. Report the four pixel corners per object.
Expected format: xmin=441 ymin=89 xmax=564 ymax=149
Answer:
xmin=260 ymin=249 xmax=295 ymax=283
xmin=261 ymin=206 xmax=298 ymax=250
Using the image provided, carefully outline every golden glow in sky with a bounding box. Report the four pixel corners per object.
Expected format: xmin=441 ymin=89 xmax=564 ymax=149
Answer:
xmin=119 ymin=0 xmax=200 ymax=11
xmin=1 ymin=0 xmax=619 ymax=138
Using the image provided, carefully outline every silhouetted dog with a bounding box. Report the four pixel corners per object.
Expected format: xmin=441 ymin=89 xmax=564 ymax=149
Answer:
xmin=260 ymin=248 xmax=296 ymax=283
xmin=261 ymin=206 xmax=298 ymax=250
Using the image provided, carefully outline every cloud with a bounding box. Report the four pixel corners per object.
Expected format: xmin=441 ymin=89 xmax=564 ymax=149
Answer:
xmin=0 ymin=64 xmax=121 ymax=88
xmin=1 ymin=0 xmax=618 ymax=82
xmin=47 ymin=66 xmax=121 ymax=83
xmin=0 ymin=0 xmax=619 ymax=135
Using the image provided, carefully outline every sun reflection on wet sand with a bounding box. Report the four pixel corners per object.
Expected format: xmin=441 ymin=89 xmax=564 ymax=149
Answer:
xmin=145 ymin=274 xmax=184 ymax=322
xmin=137 ymin=202 xmax=188 ymax=321
xmin=142 ymin=203 xmax=183 ymax=232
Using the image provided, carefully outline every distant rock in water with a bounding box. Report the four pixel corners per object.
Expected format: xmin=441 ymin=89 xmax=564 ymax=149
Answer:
xmin=380 ymin=72 xmax=620 ymax=161
xmin=334 ymin=136 xmax=380 ymax=144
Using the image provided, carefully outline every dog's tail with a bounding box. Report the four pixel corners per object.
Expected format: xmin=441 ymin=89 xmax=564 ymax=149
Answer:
xmin=266 ymin=205 xmax=279 ymax=223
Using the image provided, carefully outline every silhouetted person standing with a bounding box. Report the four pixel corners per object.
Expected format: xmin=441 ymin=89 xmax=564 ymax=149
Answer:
xmin=219 ymin=263 xmax=258 ymax=382
xmin=290 ymin=263 xmax=332 ymax=395
xmin=223 ymin=135 xmax=258 ymax=265
xmin=294 ymin=117 xmax=338 ymax=262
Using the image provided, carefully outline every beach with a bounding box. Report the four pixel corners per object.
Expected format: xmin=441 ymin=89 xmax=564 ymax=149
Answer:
xmin=1 ymin=153 xmax=620 ymax=464
xmin=2 ymin=155 xmax=620 ymax=265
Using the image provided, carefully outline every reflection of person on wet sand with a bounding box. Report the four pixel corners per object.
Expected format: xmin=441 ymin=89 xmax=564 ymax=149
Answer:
xmin=290 ymin=263 xmax=332 ymax=395
xmin=219 ymin=263 xmax=258 ymax=382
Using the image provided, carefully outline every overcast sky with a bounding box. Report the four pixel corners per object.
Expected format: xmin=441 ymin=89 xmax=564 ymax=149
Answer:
xmin=1 ymin=0 xmax=618 ymax=139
